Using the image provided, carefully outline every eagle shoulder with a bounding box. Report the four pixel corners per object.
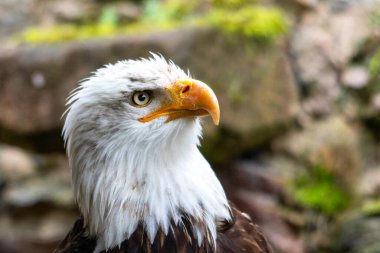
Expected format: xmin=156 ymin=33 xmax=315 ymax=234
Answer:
xmin=216 ymin=205 xmax=272 ymax=253
xmin=54 ymin=217 xmax=96 ymax=253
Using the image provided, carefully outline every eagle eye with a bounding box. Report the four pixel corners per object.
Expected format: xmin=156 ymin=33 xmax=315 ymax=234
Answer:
xmin=132 ymin=91 xmax=152 ymax=107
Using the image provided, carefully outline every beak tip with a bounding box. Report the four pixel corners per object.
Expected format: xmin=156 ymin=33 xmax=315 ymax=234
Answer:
xmin=211 ymin=112 xmax=220 ymax=126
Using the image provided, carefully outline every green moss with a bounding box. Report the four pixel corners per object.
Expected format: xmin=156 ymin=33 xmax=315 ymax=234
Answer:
xmin=227 ymin=80 xmax=245 ymax=105
xmin=369 ymin=11 xmax=380 ymax=79
xmin=211 ymin=0 xmax=257 ymax=8
xmin=12 ymin=6 xmax=119 ymax=44
xmin=202 ymin=6 xmax=287 ymax=41
xmin=291 ymin=165 xmax=351 ymax=216
xmin=367 ymin=48 xmax=380 ymax=95
xmin=362 ymin=200 xmax=380 ymax=216
xmin=12 ymin=23 xmax=169 ymax=44
xmin=369 ymin=50 xmax=380 ymax=77
xmin=98 ymin=6 xmax=119 ymax=27
xmin=10 ymin=0 xmax=287 ymax=45
xmin=11 ymin=19 xmax=181 ymax=45
xmin=371 ymin=10 xmax=380 ymax=29
xmin=142 ymin=0 xmax=198 ymax=24
xmin=10 ymin=0 xmax=192 ymax=44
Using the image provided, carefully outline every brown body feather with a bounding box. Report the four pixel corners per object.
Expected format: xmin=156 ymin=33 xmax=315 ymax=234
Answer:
xmin=55 ymin=205 xmax=271 ymax=253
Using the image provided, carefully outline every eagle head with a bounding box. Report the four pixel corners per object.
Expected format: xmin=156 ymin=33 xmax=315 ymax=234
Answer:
xmin=64 ymin=54 xmax=219 ymax=151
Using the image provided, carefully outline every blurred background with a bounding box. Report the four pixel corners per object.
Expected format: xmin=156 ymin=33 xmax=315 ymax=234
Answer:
xmin=0 ymin=0 xmax=380 ymax=252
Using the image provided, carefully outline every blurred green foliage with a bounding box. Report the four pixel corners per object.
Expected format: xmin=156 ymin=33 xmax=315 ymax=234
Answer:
xmin=291 ymin=165 xmax=351 ymax=216
xmin=369 ymin=49 xmax=380 ymax=78
xmin=203 ymin=6 xmax=287 ymax=41
xmin=368 ymin=48 xmax=380 ymax=96
xmin=362 ymin=199 xmax=380 ymax=216
xmin=369 ymin=11 xmax=380 ymax=91
xmin=142 ymin=0 xmax=197 ymax=24
xmin=227 ymin=80 xmax=245 ymax=104
xmin=10 ymin=2 xmax=175 ymax=44
xmin=371 ymin=10 xmax=380 ymax=29
xmin=13 ymin=7 xmax=120 ymax=43
xmin=212 ymin=0 xmax=257 ymax=8
xmin=99 ymin=6 xmax=119 ymax=27
xmin=11 ymin=0 xmax=287 ymax=45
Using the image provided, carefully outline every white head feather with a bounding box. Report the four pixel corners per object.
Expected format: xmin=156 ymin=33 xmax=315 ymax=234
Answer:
xmin=63 ymin=54 xmax=231 ymax=251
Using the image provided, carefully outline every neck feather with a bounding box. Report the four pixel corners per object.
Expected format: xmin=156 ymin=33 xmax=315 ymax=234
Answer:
xmin=67 ymin=120 xmax=231 ymax=251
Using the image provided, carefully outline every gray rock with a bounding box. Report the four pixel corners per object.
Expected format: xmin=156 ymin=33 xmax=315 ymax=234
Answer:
xmin=0 ymin=151 xmax=74 ymax=253
xmin=342 ymin=66 xmax=369 ymax=89
xmin=0 ymin=0 xmax=37 ymax=38
xmin=0 ymin=144 xmax=37 ymax=181
xmin=0 ymin=206 xmax=77 ymax=253
xmin=290 ymin=1 xmax=379 ymax=114
xmin=216 ymin=160 xmax=304 ymax=253
xmin=0 ymin=27 xmax=299 ymax=161
xmin=3 ymin=172 xmax=72 ymax=207
xmin=47 ymin=0 xmax=96 ymax=23
xmin=296 ymin=0 xmax=319 ymax=8
xmin=371 ymin=93 xmax=380 ymax=112
xmin=0 ymin=0 xmax=97 ymax=38
xmin=0 ymin=147 xmax=72 ymax=208
xmin=335 ymin=215 xmax=380 ymax=253
xmin=275 ymin=116 xmax=362 ymax=188
xmin=360 ymin=167 xmax=380 ymax=198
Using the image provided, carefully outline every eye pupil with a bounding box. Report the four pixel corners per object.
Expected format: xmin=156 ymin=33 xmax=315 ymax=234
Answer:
xmin=138 ymin=93 xmax=146 ymax=102
xmin=132 ymin=91 xmax=151 ymax=106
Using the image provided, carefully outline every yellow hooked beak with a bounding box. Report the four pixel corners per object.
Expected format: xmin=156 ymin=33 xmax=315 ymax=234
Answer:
xmin=138 ymin=79 xmax=220 ymax=125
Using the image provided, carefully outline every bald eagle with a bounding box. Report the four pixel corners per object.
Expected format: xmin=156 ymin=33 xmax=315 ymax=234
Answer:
xmin=56 ymin=54 xmax=272 ymax=253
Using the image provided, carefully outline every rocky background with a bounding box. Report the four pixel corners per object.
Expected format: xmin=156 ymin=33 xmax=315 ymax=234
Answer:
xmin=1 ymin=0 xmax=380 ymax=252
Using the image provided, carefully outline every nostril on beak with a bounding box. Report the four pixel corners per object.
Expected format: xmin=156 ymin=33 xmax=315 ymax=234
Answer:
xmin=181 ymin=85 xmax=191 ymax=94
